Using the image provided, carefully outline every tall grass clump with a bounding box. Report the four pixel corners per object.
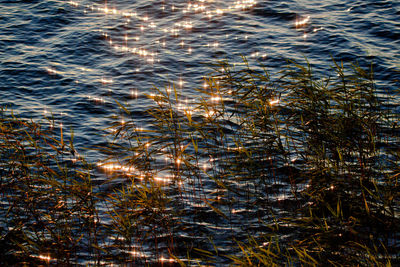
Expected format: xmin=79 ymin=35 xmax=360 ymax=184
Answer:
xmin=275 ymin=60 xmax=400 ymax=265
xmin=0 ymin=109 xmax=101 ymax=265
xmin=0 ymin=57 xmax=398 ymax=265
xmin=107 ymin=58 xmax=399 ymax=265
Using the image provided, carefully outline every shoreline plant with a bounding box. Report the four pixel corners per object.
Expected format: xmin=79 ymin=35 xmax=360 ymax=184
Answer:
xmin=0 ymin=58 xmax=399 ymax=265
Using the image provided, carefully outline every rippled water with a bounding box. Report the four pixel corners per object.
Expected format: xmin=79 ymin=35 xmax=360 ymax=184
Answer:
xmin=1 ymin=0 xmax=399 ymax=161
xmin=1 ymin=0 xmax=399 ymax=263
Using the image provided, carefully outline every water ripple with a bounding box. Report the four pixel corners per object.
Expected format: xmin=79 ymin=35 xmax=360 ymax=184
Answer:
xmin=0 ymin=0 xmax=399 ymax=161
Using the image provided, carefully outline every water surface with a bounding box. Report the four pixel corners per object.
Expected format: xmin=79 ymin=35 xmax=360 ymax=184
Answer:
xmin=1 ymin=0 xmax=399 ymax=161
xmin=1 ymin=0 xmax=399 ymax=263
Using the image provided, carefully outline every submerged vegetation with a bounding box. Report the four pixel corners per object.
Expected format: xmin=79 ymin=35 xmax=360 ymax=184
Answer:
xmin=1 ymin=59 xmax=399 ymax=265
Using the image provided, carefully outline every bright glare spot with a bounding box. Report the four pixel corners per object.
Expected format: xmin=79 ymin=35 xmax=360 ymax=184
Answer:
xmin=269 ymin=99 xmax=280 ymax=106
xmin=295 ymin=16 xmax=311 ymax=28
xmin=203 ymin=163 xmax=209 ymax=171
xmin=211 ymin=96 xmax=222 ymax=102
xmin=277 ymin=194 xmax=288 ymax=201
xmin=159 ymin=256 xmax=174 ymax=263
xmin=38 ymin=255 xmax=52 ymax=262
xmin=97 ymin=162 xmax=135 ymax=176
xmin=154 ymin=176 xmax=171 ymax=183
xmin=206 ymin=110 xmax=216 ymax=118
xmin=68 ymin=1 xmax=79 ymax=7
xmin=46 ymin=67 xmax=59 ymax=75
xmin=101 ymin=77 xmax=113 ymax=84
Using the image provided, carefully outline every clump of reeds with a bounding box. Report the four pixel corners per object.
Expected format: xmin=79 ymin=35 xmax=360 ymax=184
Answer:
xmin=106 ymin=58 xmax=399 ymax=265
xmin=275 ymin=60 xmax=400 ymax=265
xmin=0 ymin=108 xmax=101 ymax=265
xmin=0 ymin=57 xmax=398 ymax=266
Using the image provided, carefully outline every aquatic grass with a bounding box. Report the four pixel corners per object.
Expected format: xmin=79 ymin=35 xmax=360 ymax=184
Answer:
xmin=105 ymin=58 xmax=399 ymax=265
xmin=231 ymin=59 xmax=399 ymax=265
xmin=0 ymin=108 xmax=102 ymax=265
xmin=0 ymin=57 xmax=399 ymax=265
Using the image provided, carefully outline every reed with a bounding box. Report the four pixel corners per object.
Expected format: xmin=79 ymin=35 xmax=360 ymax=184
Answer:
xmin=106 ymin=58 xmax=399 ymax=265
xmin=0 ymin=58 xmax=399 ymax=265
xmin=0 ymin=108 xmax=103 ymax=265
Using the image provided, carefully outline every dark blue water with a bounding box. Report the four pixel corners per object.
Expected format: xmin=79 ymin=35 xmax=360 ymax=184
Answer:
xmin=1 ymin=0 xmax=399 ymax=160
xmin=1 ymin=0 xmax=399 ymax=263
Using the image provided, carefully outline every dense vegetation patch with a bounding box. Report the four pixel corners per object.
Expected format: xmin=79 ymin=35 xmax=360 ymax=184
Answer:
xmin=1 ymin=59 xmax=399 ymax=265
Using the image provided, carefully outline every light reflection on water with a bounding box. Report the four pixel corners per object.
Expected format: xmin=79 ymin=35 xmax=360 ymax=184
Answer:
xmin=0 ymin=0 xmax=399 ymax=264
xmin=1 ymin=0 xmax=392 ymax=146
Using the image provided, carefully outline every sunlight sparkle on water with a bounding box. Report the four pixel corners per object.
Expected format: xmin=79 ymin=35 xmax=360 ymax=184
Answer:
xmin=154 ymin=176 xmax=172 ymax=183
xmin=37 ymin=254 xmax=52 ymax=262
xmin=68 ymin=1 xmax=78 ymax=7
xmin=211 ymin=96 xmax=222 ymax=102
xmin=295 ymin=16 xmax=311 ymax=28
xmin=179 ymin=78 xmax=184 ymax=88
xmin=159 ymin=256 xmax=175 ymax=263
xmin=101 ymin=77 xmax=113 ymax=84
xmin=69 ymin=0 xmax=260 ymax=65
xmin=88 ymin=95 xmax=106 ymax=103
xmin=45 ymin=67 xmax=61 ymax=75
xmin=269 ymin=99 xmax=280 ymax=106
xmin=97 ymin=162 xmax=135 ymax=176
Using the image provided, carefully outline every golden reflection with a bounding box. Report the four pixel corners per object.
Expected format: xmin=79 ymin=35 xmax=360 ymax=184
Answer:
xmin=276 ymin=194 xmax=289 ymax=202
xmin=66 ymin=0 xmax=264 ymax=137
xmin=154 ymin=176 xmax=172 ymax=183
xmin=37 ymin=254 xmax=52 ymax=262
xmin=101 ymin=77 xmax=113 ymax=84
xmin=68 ymin=1 xmax=79 ymax=7
xmin=97 ymin=162 xmax=135 ymax=175
xmin=313 ymin=27 xmax=324 ymax=33
xmin=159 ymin=256 xmax=175 ymax=263
xmin=88 ymin=96 xmax=106 ymax=103
xmin=269 ymin=98 xmax=280 ymax=106
xmin=210 ymin=96 xmax=221 ymax=102
xmin=45 ymin=67 xmax=63 ymax=75
xmin=131 ymin=89 xmax=138 ymax=98
xmin=205 ymin=110 xmax=216 ymax=118
xmin=67 ymin=0 xmax=259 ymax=67
xmin=202 ymin=162 xmax=211 ymax=171
xmin=295 ymin=15 xmax=311 ymax=28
